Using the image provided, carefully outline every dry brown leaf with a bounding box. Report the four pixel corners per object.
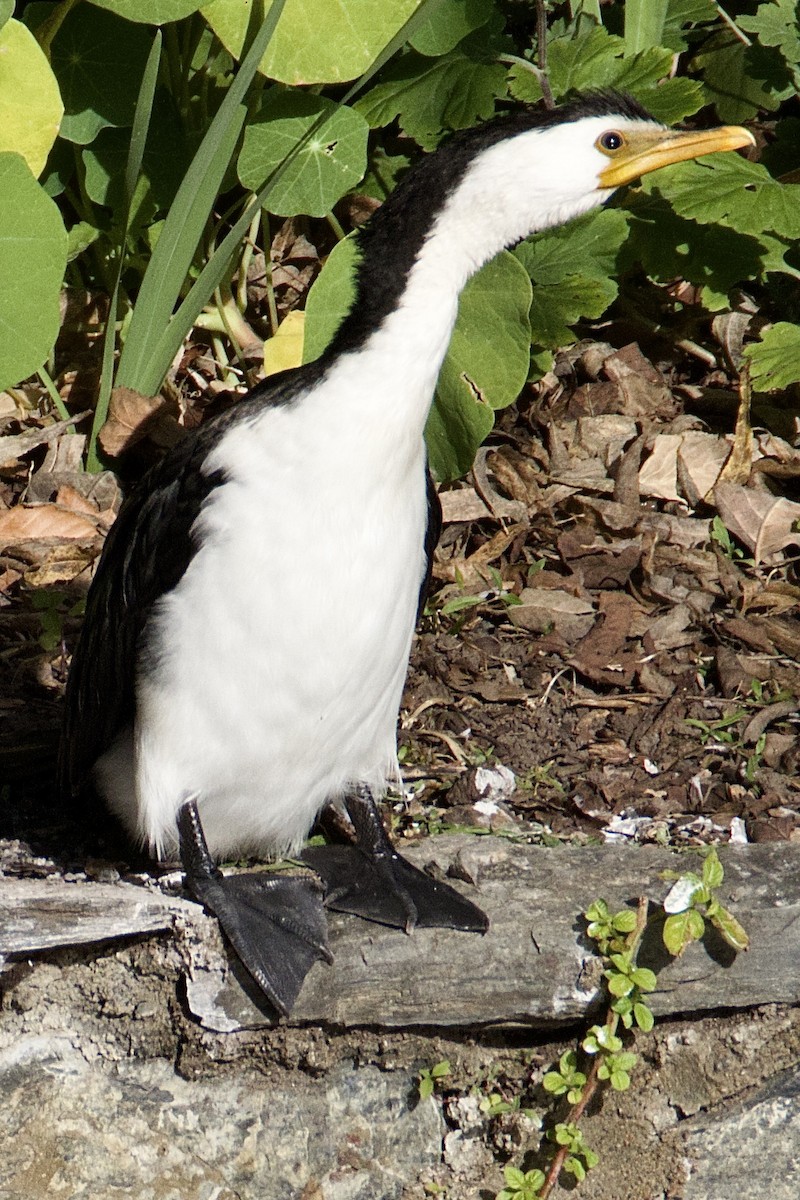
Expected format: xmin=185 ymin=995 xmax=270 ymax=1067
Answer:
xmin=569 ymin=593 xmax=639 ymax=686
xmin=676 ymin=431 xmax=731 ymax=506
xmin=0 ymin=504 xmax=99 ymax=544
xmin=508 ymin=588 xmax=595 ymax=642
xmin=638 ymin=434 xmax=682 ymax=502
xmin=97 ymin=387 xmax=166 ymax=457
xmin=23 ymin=543 xmax=98 ymax=587
xmin=434 ymin=525 xmax=523 ymax=586
xmin=714 ymin=481 xmax=800 ymax=564
xmin=642 ymin=603 xmax=695 ymax=652
xmin=439 ymin=487 xmax=491 ymax=524
xmin=0 ymin=415 xmax=91 ymax=469
xmin=602 ymin=344 xmax=676 ymax=420
xmin=716 ymin=373 xmax=752 ymax=486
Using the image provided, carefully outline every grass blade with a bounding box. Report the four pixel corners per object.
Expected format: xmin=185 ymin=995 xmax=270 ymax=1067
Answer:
xmin=115 ymin=1 xmax=288 ymax=393
xmin=624 ymin=0 xmax=668 ymax=55
xmin=86 ymin=27 xmax=161 ymax=471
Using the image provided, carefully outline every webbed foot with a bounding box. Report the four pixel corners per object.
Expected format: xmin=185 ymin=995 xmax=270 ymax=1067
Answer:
xmin=301 ymin=787 xmax=489 ymax=934
xmin=178 ymin=798 xmax=332 ymax=1017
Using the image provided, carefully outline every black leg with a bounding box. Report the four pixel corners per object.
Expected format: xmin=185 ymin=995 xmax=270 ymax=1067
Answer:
xmin=178 ymin=798 xmax=332 ymax=1017
xmin=301 ymin=786 xmax=489 ymax=934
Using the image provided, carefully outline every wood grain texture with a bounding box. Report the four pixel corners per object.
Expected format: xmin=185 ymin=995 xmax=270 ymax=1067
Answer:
xmin=3 ymin=838 xmax=799 ymax=1030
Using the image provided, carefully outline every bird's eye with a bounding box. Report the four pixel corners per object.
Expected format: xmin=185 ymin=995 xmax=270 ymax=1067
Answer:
xmin=597 ymin=131 xmax=625 ymax=153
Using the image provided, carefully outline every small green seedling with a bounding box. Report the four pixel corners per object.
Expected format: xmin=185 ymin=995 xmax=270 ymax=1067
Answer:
xmin=496 ymin=1166 xmax=546 ymax=1200
xmin=662 ymin=847 xmax=749 ymax=956
xmin=418 ymin=1059 xmax=451 ymax=1100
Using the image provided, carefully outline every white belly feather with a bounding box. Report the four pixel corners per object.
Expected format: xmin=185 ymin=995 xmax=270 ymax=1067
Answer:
xmin=95 ymin=390 xmax=430 ymax=860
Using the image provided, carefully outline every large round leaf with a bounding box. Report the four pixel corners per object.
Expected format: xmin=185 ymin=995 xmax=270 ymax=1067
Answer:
xmin=201 ymin=0 xmax=420 ymax=84
xmin=50 ymin=6 xmax=154 ymax=144
xmin=88 ymin=0 xmax=206 ymax=21
xmin=427 ymin=252 xmax=532 ymax=481
xmin=239 ymin=90 xmax=368 ymax=217
xmin=0 ymin=153 xmax=67 ymax=391
xmin=0 ymin=19 xmax=63 ymax=177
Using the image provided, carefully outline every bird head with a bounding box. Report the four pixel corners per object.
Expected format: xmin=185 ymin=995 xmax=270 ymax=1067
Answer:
xmin=415 ymin=92 xmax=755 ymax=270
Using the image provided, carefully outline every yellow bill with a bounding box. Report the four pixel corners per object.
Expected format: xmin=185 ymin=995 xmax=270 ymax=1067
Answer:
xmin=599 ymin=125 xmax=755 ymax=188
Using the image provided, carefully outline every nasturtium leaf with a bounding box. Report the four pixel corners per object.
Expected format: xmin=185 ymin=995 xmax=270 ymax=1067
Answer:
xmin=642 ymin=155 xmax=800 ymax=240
xmin=263 ymin=310 xmax=305 ymax=377
xmin=40 ymin=138 xmax=74 ymax=198
xmin=428 ymin=252 xmax=532 ymax=481
xmin=82 ymin=87 xmax=190 ymax=216
xmin=66 ymin=219 xmax=102 ymax=263
xmin=238 ymin=89 xmax=369 ymax=217
xmin=354 ymin=49 xmax=506 ymax=149
xmin=0 ymin=19 xmax=63 ymax=177
xmin=410 ymin=0 xmax=494 ymax=57
xmin=88 ymin=0 xmax=206 ymax=22
xmin=744 ymin=321 xmax=800 ymax=392
xmin=201 ymin=0 xmax=419 ymax=85
xmin=51 ymin=6 xmax=154 ymax=144
xmin=303 ymin=234 xmax=358 ymax=363
xmin=0 ymin=153 xmax=67 ymax=391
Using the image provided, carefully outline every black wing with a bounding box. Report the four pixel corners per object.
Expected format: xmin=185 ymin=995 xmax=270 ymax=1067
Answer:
xmin=416 ymin=468 xmax=442 ymax=623
xmin=59 ymin=428 xmax=224 ymax=797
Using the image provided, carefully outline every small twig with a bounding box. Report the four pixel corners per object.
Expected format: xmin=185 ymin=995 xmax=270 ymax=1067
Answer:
xmin=714 ymin=3 xmax=752 ymax=46
xmin=535 ymin=0 xmax=555 ymax=110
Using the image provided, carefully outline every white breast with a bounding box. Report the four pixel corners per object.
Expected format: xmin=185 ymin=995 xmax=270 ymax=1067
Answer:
xmin=95 ymin=377 xmax=430 ymax=860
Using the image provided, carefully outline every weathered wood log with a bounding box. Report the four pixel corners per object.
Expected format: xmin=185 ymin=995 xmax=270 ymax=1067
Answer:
xmin=2 ymin=838 xmax=798 ymax=1030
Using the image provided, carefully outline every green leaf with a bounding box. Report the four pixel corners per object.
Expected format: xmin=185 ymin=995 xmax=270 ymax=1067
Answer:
xmin=0 ymin=153 xmax=68 ymax=391
xmin=0 ymin=1 xmax=13 ymax=31
xmin=88 ymin=0 xmax=206 ymax=20
xmin=115 ymin=8 xmax=286 ymax=395
xmin=711 ymin=907 xmax=750 ymax=953
xmin=0 ymin=19 xmax=63 ymax=177
xmin=303 ymin=233 xmax=358 ymax=362
xmin=739 ymin=0 xmax=800 ymax=68
xmin=631 ymin=967 xmax=657 ymax=991
xmin=50 ymin=6 xmax=154 ymax=144
xmin=607 ymin=972 xmax=634 ymax=998
xmin=623 ymin=189 xmax=766 ymax=302
xmin=427 ymin=251 xmax=532 ymax=481
xmin=66 ymin=219 xmax=101 ymax=262
xmin=82 ymin=87 xmax=189 ymax=217
xmin=238 ymin=89 xmax=369 ymax=217
xmin=202 ymin=0 xmax=420 ymax=85
xmin=543 ymin=1071 xmax=568 ymax=1094
xmin=612 ymin=909 xmax=637 ymax=933
xmin=697 ymin=37 xmax=791 ymax=122
xmin=410 ymin=0 xmax=494 ymax=56
xmin=633 ymin=78 xmax=705 ymax=124
xmin=744 ymin=322 xmax=800 ymax=391
xmin=663 ymin=908 xmax=705 ymax=956
xmin=634 ymin=1002 xmax=655 ymax=1032
xmin=661 ymin=0 xmax=717 ymax=52
xmin=516 ymin=207 xmax=628 ymax=346
xmin=355 ymin=49 xmax=506 ymax=149
xmin=644 ymin=155 xmax=800 ymax=240
xmin=701 ymin=847 xmax=724 ymax=890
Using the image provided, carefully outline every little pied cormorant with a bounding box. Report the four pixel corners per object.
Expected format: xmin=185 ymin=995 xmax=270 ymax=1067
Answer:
xmin=60 ymin=92 xmax=753 ymax=1016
